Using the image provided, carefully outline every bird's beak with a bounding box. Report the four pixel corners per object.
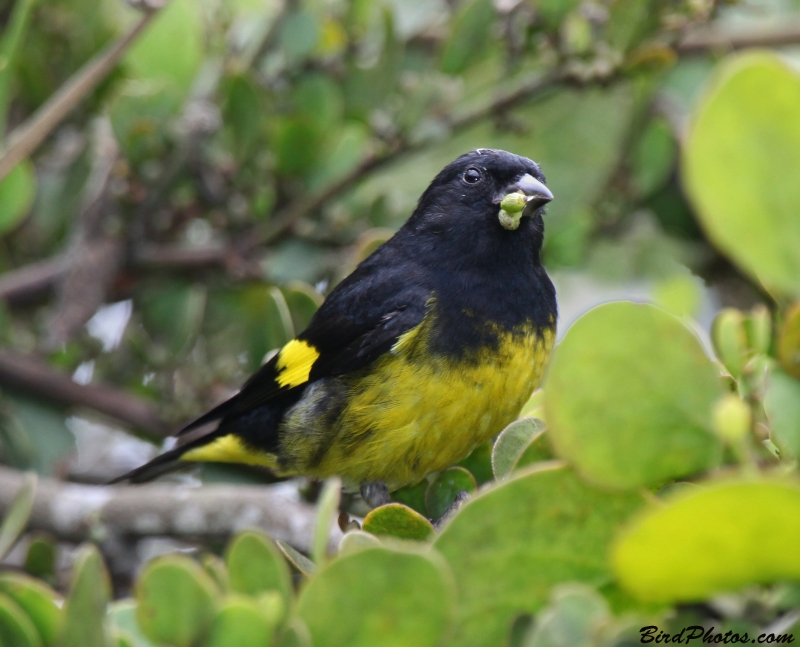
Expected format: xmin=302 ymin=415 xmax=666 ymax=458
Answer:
xmin=504 ymin=174 xmax=554 ymax=211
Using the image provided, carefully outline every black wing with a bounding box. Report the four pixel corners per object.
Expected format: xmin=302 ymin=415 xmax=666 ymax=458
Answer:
xmin=177 ymin=245 xmax=431 ymax=436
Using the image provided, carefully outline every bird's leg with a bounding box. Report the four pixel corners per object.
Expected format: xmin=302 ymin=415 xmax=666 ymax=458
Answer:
xmin=434 ymin=490 xmax=471 ymax=529
xmin=360 ymin=481 xmax=391 ymax=508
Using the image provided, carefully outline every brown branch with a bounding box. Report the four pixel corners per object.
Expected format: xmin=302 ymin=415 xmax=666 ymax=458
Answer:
xmin=0 ymin=9 xmax=159 ymax=182
xmin=0 ymin=256 xmax=70 ymax=304
xmin=677 ymin=22 xmax=800 ymax=53
xmin=0 ymin=349 xmax=168 ymax=437
xmin=0 ymin=465 xmax=342 ymax=552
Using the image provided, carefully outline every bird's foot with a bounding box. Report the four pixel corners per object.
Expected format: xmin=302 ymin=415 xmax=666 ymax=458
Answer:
xmin=434 ymin=489 xmax=471 ymax=529
xmin=360 ymin=481 xmax=391 ymax=509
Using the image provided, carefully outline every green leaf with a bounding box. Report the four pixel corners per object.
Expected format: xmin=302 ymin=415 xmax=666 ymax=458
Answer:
xmin=0 ymin=472 xmax=36 ymax=561
xmin=524 ymin=584 xmax=611 ymax=647
xmin=712 ymin=308 xmax=748 ymax=378
xmin=456 ymin=440 xmax=494 ymax=486
xmin=632 ymin=117 xmax=676 ymax=198
xmin=0 ymin=0 xmax=37 ymax=133
xmin=312 ymin=478 xmax=341 ymax=564
xmin=275 ymin=541 xmax=316 ymax=578
xmin=778 ymin=302 xmax=800 ymax=379
xmin=139 ymin=281 xmax=207 ymax=357
xmin=0 ymin=592 xmax=42 ymax=647
xmin=338 ymin=530 xmax=381 ymax=557
xmin=274 ymin=618 xmax=311 ymax=647
xmin=0 ymin=161 xmax=36 ymax=235
xmin=238 ymin=285 xmax=295 ymax=370
xmin=605 ymin=0 xmax=662 ymax=52
xmin=613 ymin=479 xmax=800 ymax=603
xmin=765 ymin=368 xmax=800 ymax=458
xmin=683 ymin=52 xmax=800 ymax=297
xmin=135 ymin=555 xmax=218 ymax=647
xmin=204 ymin=595 xmax=279 ymax=647
xmin=440 ymin=0 xmax=495 ymax=75
xmin=296 ymin=547 xmax=454 ymax=647
xmin=24 ymin=533 xmax=57 ymax=581
xmin=534 ymin=0 xmax=582 ymax=28
xmin=56 ymin=544 xmax=111 ymax=647
xmin=492 ymin=418 xmax=547 ymax=481
xmin=514 ymin=429 xmax=555 ymax=471
xmin=390 ymin=481 xmax=428 ymax=516
xmin=125 ymin=0 xmax=203 ymax=97
xmin=434 ymin=464 xmax=644 ymax=647
xmin=273 ymin=117 xmax=323 ymax=177
xmin=424 ymin=468 xmax=477 ymax=520
xmin=362 ymin=503 xmax=435 ymax=542
xmin=226 ymin=531 xmax=292 ymax=610
xmin=0 ymin=573 xmax=60 ymax=646
xmin=108 ymin=601 xmax=156 ymax=647
xmin=278 ymin=11 xmax=319 ymax=63
xmin=544 ymin=302 xmax=723 ymax=489
xmin=282 ymin=282 xmax=322 ymax=334
xmin=222 ymin=74 xmax=263 ymax=159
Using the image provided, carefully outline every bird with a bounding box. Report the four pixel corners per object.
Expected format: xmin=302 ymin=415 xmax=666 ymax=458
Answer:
xmin=113 ymin=149 xmax=557 ymax=508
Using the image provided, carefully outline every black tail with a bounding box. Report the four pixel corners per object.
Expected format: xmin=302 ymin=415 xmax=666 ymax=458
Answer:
xmin=108 ymin=432 xmax=221 ymax=484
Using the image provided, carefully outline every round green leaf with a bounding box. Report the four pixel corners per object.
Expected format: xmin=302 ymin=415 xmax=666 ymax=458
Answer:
xmin=225 ymin=530 xmax=292 ymax=608
xmin=514 ymin=429 xmax=555 ymax=471
xmin=434 ymin=464 xmax=643 ymax=647
xmin=338 ymin=530 xmax=381 ymax=557
xmin=135 ymin=555 xmax=218 ymax=647
xmin=24 ymin=534 xmax=57 ymax=580
xmin=362 ymin=503 xmax=435 ymax=542
xmin=108 ymin=601 xmax=156 ymax=647
xmin=126 ymin=0 xmax=202 ymax=97
xmin=545 ymin=302 xmax=723 ymax=489
xmin=297 ymin=548 xmax=454 ymax=647
xmin=204 ymin=595 xmax=278 ymax=647
xmin=683 ymin=52 xmax=800 ymax=296
xmin=0 ymin=161 xmax=35 ymax=235
xmin=613 ymin=479 xmax=800 ymax=603
xmin=765 ymin=368 xmax=800 ymax=458
xmin=57 ymin=544 xmax=111 ymax=647
xmin=456 ymin=440 xmax=494 ymax=486
xmin=0 ymin=592 xmax=42 ymax=647
xmin=492 ymin=418 xmax=547 ymax=480
xmin=390 ymin=481 xmax=428 ymax=516
xmin=424 ymin=468 xmax=477 ymax=520
xmin=0 ymin=573 xmax=60 ymax=646
xmin=275 ymin=618 xmax=311 ymax=647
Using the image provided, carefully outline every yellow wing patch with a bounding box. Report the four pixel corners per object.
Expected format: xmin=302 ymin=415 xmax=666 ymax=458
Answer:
xmin=180 ymin=434 xmax=278 ymax=469
xmin=275 ymin=339 xmax=320 ymax=388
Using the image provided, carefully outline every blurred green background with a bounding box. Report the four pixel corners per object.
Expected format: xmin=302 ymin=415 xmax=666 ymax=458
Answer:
xmin=2 ymin=0 xmax=800 ymax=640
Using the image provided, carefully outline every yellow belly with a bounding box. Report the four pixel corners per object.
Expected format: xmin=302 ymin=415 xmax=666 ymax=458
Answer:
xmin=283 ymin=319 xmax=555 ymax=489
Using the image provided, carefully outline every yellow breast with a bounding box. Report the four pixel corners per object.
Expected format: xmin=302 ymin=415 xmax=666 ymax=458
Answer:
xmin=301 ymin=316 xmax=555 ymax=489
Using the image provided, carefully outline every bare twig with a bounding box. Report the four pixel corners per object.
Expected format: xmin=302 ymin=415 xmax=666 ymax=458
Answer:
xmin=46 ymin=119 xmax=123 ymax=348
xmin=0 ymin=9 xmax=159 ymax=182
xmin=0 ymin=349 xmax=168 ymax=437
xmin=0 ymin=466 xmax=341 ymax=553
xmin=0 ymin=256 xmax=70 ymax=304
xmin=677 ymin=21 xmax=800 ymax=53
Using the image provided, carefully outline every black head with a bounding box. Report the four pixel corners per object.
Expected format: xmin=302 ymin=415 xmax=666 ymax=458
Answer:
xmin=402 ymin=149 xmax=553 ymax=266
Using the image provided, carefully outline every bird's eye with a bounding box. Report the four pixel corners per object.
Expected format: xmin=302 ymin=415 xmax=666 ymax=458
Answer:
xmin=463 ymin=167 xmax=482 ymax=184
